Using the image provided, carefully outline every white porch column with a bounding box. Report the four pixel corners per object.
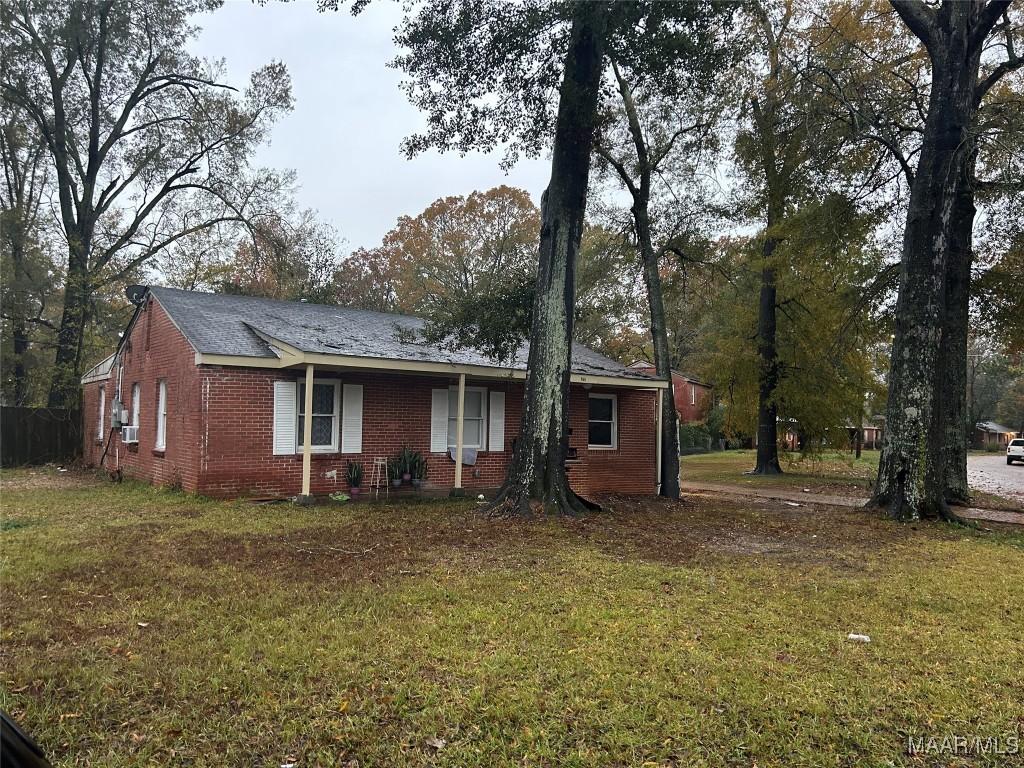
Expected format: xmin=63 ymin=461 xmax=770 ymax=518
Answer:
xmin=454 ymin=373 xmax=466 ymax=489
xmin=656 ymin=387 xmax=664 ymax=494
xmin=301 ymin=363 xmax=314 ymax=497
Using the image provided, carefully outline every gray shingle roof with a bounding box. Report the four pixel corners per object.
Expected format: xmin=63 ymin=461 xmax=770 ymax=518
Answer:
xmin=976 ymin=421 xmax=1015 ymax=434
xmin=150 ymin=286 xmax=653 ymax=382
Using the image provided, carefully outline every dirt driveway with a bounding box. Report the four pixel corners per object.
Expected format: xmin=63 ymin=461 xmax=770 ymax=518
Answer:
xmin=968 ymin=453 xmax=1024 ymax=509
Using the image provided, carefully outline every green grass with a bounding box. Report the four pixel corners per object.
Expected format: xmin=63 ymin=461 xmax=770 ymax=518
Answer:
xmin=680 ymin=450 xmax=1021 ymax=511
xmin=2 ymin=468 xmax=1024 ymax=766
xmin=681 ymin=449 xmax=880 ymax=493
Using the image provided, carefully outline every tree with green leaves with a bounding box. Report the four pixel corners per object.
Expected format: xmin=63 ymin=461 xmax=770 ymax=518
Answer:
xmin=1 ymin=0 xmax=293 ymax=407
xmin=728 ymin=0 xmax=879 ymax=473
xmin=389 ymin=0 xmax=732 ymax=512
xmin=861 ymin=0 xmax=1023 ymax=520
xmin=0 ymin=105 xmax=49 ymax=405
xmin=700 ymin=200 xmax=888 ymax=454
xmin=593 ymin=43 xmax=728 ymax=498
xmin=808 ymin=0 xmax=1023 ymax=515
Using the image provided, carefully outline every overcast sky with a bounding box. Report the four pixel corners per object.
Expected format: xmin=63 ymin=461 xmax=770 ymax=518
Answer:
xmin=189 ymin=0 xmax=551 ymax=252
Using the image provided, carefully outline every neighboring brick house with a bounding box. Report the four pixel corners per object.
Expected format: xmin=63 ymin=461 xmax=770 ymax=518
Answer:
xmin=627 ymin=363 xmax=712 ymax=423
xmin=81 ymin=287 xmax=664 ymax=499
xmin=974 ymin=421 xmax=1019 ymax=449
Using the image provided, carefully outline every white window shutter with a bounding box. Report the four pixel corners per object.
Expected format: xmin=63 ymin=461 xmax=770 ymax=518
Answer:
xmin=341 ymin=384 xmax=363 ymax=453
xmin=488 ymin=391 xmax=505 ymax=451
xmin=430 ymin=388 xmax=449 ymax=453
xmin=273 ymin=381 xmax=297 ymax=455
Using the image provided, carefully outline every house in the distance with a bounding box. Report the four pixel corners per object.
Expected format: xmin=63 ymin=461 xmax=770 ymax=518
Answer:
xmin=80 ymin=287 xmax=666 ymax=499
xmin=628 ymin=363 xmax=712 ymax=423
xmin=974 ymin=421 xmax=1019 ymax=449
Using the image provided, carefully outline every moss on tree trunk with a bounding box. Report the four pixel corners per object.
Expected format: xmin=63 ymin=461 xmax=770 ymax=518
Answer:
xmin=487 ymin=2 xmax=608 ymax=516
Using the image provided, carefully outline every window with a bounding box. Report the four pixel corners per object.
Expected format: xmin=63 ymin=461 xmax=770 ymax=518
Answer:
xmin=690 ymin=384 xmax=696 ymax=406
xmin=131 ymin=383 xmax=140 ymax=426
xmin=588 ymin=394 xmax=617 ymax=449
xmin=97 ymin=386 xmax=106 ymax=440
xmin=447 ymin=387 xmax=486 ymax=448
xmin=296 ymin=379 xmax=339 ymax=452
xmin=155 ymin=380 xmax=167 ymax=450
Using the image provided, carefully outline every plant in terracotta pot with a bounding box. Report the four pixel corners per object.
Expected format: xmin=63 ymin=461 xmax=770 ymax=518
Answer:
xmin=388 ymin=457 xmax=402 ymax=488
xmin=398 ymin=445 xmax=415 ymax=482
xmin=410 ymin=452 xmax=426 ymax=488
xmin=346 ymin=460 xmax=364 ymax=499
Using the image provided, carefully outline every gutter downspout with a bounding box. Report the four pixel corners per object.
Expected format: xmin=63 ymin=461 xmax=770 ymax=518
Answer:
xmin=301 ymin=364 xmax=314 ymax=499
xmin=656 ymin=387 xmax=663 ymax=495
xmin=454 ymin=373 xmax=466 ymax=490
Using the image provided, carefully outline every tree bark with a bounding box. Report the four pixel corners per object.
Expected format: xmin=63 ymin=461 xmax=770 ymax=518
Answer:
xmin=487 ymin=1 xmax=607 ymax=516
xmin=871 ymin=1 xmax=986 ymax=520
xmin=924 ymin=162 xmax=975 ymax=511
xmin=634 ymin=207 xmax=681 ymax=497
xmin=47 ymin=242 xmax=90 ymax=408
xmin=753 ymin=234 xmax=783 ymax=474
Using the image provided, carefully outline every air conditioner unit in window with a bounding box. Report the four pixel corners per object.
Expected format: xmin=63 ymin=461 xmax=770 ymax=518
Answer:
xmin=121 ymin=425 xmax=139 ymax=444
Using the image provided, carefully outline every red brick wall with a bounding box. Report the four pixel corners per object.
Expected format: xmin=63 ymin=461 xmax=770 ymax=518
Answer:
xmin=80 ymin=297 xmax=203 ymax=490
xmin=197 ymin=369 xmax=657 ymax=498
xmin=632 ymin=365 xmax=711 ymax=424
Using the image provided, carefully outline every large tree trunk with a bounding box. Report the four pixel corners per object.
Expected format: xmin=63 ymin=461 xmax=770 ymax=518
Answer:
xmin=752 ymin=234 xmax=782 ymax=475
xmin=634 ymin=207 xmax=681 ymax=498
xmin=924 ymin=163 xmax=975 ymax=512
xmin=47 ymin=243 xmax=90 ymax=409
xmin=12 ymin=317 xmax=29 ymax=405
xmin=488 ymin=2 xmax=607 ymax=516
xmin=870 ymin=3 xmax=983 ymax=520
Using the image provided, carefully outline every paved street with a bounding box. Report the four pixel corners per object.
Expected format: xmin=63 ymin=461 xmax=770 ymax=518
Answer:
xmin=968 ymin=453 xmax=1024 ymax=510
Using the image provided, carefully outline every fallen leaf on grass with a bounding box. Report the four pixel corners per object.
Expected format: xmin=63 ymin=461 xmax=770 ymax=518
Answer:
xmin=425 ymin=736 xmax=446 ymax=750
xmin=137 ymin=622 xmax=150 ymax=628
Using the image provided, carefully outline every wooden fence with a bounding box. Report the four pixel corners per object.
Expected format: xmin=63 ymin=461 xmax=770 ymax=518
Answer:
xmin=0 ymin=407 xmax=81 ymax=467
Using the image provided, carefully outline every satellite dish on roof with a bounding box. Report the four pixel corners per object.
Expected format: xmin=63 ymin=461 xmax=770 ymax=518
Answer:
xmin=125 ymin=285 xmax=148 ymax=305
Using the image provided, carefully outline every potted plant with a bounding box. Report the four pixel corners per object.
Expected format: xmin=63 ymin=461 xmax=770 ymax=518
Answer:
xmin=399 ymin=445 xmax=415 ymax=482
xmin=410 ymin=452 xmax=426 ymax=488
xmin=346 ymin=460 xmax=364 ymax=499
xmin=388 ymin=457 xmax=402 ymax=488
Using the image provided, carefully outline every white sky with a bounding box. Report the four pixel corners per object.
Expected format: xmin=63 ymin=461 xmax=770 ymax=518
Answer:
xmin=189 ymin=0 xmax=551 ymax=251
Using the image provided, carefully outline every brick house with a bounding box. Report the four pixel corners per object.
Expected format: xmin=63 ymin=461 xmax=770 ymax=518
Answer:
xmin=81 ymin=287 xmax=665 ymax=499
xmin=627 ymin=363 xmax=712 ymax=423
xmin=974 ymin=421 xmax=1019 ymax=449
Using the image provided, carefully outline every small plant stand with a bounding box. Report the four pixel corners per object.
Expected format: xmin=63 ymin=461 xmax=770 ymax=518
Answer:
xmin=370 ymin=456 xmax=388 ymax=500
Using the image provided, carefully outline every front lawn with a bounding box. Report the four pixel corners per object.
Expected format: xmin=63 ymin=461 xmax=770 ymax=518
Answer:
xmin=681 ymin=449 xmax=879 ymax=493
xmin=2 ymin=469 xmax=1023 ymax=766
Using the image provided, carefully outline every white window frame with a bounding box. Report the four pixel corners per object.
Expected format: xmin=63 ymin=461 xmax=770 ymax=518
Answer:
xmin=447 ymin=386 xmax=487 ymax=449
xmin=587 ymin=393 xmax=618 ymax=450
xmin=155 ymin=380 xmax=167 ymax=451
xmin=296 ymin=378 xmax=341 ymax=453
xmin=97 ymin=385 xmax=105 ymax=441
xmin=131 ymin=383 xmax=140 ymax=426
xmin=690 ymin=384 xmax=696 ymax=406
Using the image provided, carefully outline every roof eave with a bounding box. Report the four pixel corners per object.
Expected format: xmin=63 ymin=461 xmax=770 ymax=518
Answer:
xmin=193 ymin=349 xmax=668 ymax=389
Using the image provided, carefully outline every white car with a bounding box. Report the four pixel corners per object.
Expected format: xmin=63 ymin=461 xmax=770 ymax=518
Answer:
xmin=1008 ymin=438 xmax=1024 ymax=465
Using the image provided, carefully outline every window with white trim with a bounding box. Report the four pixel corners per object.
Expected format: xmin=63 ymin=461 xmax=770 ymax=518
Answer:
xmin=155 ymin=380 xmax=167 ymax=450
xmin=587 ymin=393 xmax=617 ymax=449
xmin=447 ymin=387 xmax=487 ymax=449
xmin=690 ymin=384 xmax=696 ymax=406
xmin=296 ymin=379 xmax=340 ymax=452
xmin=131 ymin=383 xmax=140 ymax=426
xmin=97 ymin=385 xmax=106 ymax=440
